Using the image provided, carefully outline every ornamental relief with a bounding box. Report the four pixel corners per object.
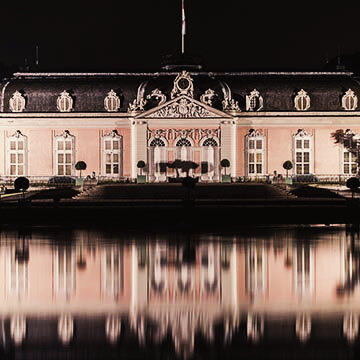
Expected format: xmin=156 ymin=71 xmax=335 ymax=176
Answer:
xmin=147 ymin=98 xmax=219 ymax=118
xmin=148 ymin=128 xmax=220 ymax=142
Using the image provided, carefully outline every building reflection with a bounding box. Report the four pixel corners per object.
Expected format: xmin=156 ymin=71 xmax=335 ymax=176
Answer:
xmin=0 ymin=227 xmax=358 ymax=358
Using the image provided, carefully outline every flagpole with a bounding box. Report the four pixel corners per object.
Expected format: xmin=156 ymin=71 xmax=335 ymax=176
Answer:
xmin=181 ymin=0 xmax=185 ymax=54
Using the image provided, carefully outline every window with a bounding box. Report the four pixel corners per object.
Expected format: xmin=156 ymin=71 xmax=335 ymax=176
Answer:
xmin=9 ymin=91 xmax=26 ymax=112
xmin=57 ymin=91 xmax=73 ymax=112
xmin=246 ymin=129 xmax=265 ymax=176
xmin=101 ymin=246 xmax=123 ymax=298
xmin=343 ymin=148 xmax=358 ymax=175
xmin=293 ymin=245 xmax=314 ymax=298
xmin=7 ymin=248 xmax=28 ymax=298
xmin=202 ymin=138 xmax=218 ymax=147
xmin=7 ymin=130 xmax=27 ymax=176
xmin=149 ymin=138 xmax=166 ymax=147
xmin=294 ymin=89 xmax=310 ymax=111
xmin=342 ymin=89 xmax=358 ymax=111
xmin=175 ymin=137 xmax=193 ymax=162
xmin=246 ymin=89 xmax=263 ymax=111
xmin=54 ymin=130 xmax=74 ymax=176
xmin=246 ymin=243 xmax=267 ymax=300
xmin=53 ymin=246 xmax=76 ymax=298
xmin=102 ymin=130 xmax=122 ymax=176
xmin=176 ymin=138 xmax=192 ymax=147
xmin=104 ymin=90 xmax=121 ymax=112
xmin=293 ymin=129 xmax=313 ymax=175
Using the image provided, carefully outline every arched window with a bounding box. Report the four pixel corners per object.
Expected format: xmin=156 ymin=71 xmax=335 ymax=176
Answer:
xmin=54 ymin=130 xmax=75 ymax=176
xmin=342 ymin=89 xmax=358 ymax=111
xmin=293 ymin=129 xmax=313 ymax=174
xmin=104 ymin=90 xmax=121 ymax=112
xmin=9 ymin=91 xmax=26 ymax=112
xmin=7 ymin=130 xmax=27 ymax=176
xmin=149 ymin=138 xmax=166 ymax=147
xmin=294 ymin=89 xmax=310 ymax=111
xmin=57 ymin=91 xmax=73 ymax=112
xmin=246 ymin=89 xmax=263 ymax=111
xmin=202 ymin=138 xmax=218 ymax=147
xmin=102 ymin=130 xmax=122 ymax=176
xmin=176 ymin=138 xmax=192 ymax=147
xmin=245 ymin=129 xmax=265 ymax=176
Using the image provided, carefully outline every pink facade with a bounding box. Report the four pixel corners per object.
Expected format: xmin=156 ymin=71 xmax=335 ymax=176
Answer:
xmin=1 ymin=70 xmax=360 ymax=182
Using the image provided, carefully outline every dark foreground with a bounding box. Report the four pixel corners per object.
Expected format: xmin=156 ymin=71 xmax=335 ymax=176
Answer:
xmin=0 ymin=183 xmax=357 ymax=228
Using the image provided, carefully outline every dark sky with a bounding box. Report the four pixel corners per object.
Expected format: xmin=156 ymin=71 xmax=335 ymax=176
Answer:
xmin=1 ymin=1 xmax=359 ymax=72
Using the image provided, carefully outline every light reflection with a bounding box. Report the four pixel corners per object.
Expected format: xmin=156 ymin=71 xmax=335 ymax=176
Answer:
xmin=0 ymin=227 xmax=358 ymax=358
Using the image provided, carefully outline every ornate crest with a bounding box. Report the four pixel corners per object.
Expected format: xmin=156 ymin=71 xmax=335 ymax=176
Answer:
xmin=146 ymin=89 xmax=167 ymax=105
xmin=294 ymin=129 xmax=311 ymax=137
xmin=171 ymin=71 xmax=194 ymax=99
xmin=222 ymin=98 xmax=240 ymax=112
xmin=200 ymin=89 xmax=216 ymax=106
xmin=147 ymin=97 xmax=218 ymax=119
xmin=294 ymin=89 xmax=310 ymax=111
xmin=246 ymin=89 xmax=264 ymax=111
xmin=342 ymin=89 xmax=358 ymax=111
xmin=57 ymin=91 xmax=73 ymax=112
xmin=9 ymin=91 xmax=26 ymax=113
xmin=247 ymin=129 xmax=264 ymax=138
xmin=128 ymin=97 xmax=147 ymax=112
xmin=104 ymin=90 xmax=121 ymax=112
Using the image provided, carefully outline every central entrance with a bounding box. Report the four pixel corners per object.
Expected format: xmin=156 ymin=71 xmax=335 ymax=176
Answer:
xmin=147 ymin=131 xmax=221 ymax=182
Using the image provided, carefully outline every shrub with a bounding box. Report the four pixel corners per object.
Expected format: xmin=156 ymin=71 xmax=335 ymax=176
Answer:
xmin=75 ymin=161 xmax=87 ymax=178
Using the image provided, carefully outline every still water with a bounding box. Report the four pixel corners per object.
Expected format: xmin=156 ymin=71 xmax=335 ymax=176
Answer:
xmin=1 ymin=225 xmax=359 ymax=359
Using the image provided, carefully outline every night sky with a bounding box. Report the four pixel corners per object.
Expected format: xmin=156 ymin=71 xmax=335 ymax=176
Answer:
xmin=1 ymin=1 xmax=359 ymax=72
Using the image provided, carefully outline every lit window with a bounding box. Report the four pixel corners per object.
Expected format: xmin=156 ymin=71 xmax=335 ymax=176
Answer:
xmin=342 ymin=89 xmax=358 ymax=111
xmin=53 ymin=246 xmax=75 ymax=298
xmin=246 ymin=89 xmax=263 ymax=111
xmin=102 ymin=130 xmax=122 ymax=176
xmin=343 ymin=148 xmax=358 ymax=175
xmin=176 ymin=138 xmax=192 ymax=147
xmin=293 ymin=129 xmax=313 ymax=174
xmin=202 ymin=138 xmax=218 ymax=147
xmin=7 ymin=130 xmax=27 ymax=176
xmin=101 ymin=246 xmax=123 ymax=298
xmin=57 ymin=91 xmax=73 ymax=112
xmin=294 ymin=89 xmax=310 ymax=111
xmin=54 ymin=130 xmax=74 ymax=176
xmin=9 ymin=91 xmax=26 ymax=112
xmin=149 ymin=138 xmax=166 ymax=147
xmin=104 ymin=90 xmax=121 ymax=112
xmin=246 ymin=243 xmax=267 ymax=300
xmin=246 ymin=129 xmax=265 ymax=176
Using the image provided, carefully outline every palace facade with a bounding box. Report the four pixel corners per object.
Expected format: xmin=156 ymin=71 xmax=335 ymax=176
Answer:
xmin=1 ymin=68 xmax=360 ymax=182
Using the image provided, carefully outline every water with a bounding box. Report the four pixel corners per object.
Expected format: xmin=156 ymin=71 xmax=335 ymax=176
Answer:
xmin=0 ymin=225 xmax=359 ymax=359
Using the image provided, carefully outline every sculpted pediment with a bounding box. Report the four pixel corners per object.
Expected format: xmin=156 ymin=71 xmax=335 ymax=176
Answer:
xmin=136 ymin=95 xmax=232 ymax=119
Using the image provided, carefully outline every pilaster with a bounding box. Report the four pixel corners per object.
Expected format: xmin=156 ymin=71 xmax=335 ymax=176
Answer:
xmin=220 ymin=119 xmax=237 ymax=177
xmin=130 ymin=119 xmax=148 ymax=179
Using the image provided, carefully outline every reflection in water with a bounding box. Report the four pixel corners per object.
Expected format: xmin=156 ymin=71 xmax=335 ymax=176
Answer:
xmin=0 ymin=227 xmax=359 ymax=358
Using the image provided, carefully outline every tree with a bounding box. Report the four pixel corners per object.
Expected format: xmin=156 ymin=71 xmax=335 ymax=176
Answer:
xmin=180 ymin=161 xmax=199 ymax=177
xmin=75 ymin=161 xmax=87 ymax=178
xmin=14 ymin=177 xmax=29 ymax=192
xmin=331 ymin=129 xmax=360 ymax=175
xmin=137 ymin=160 xmax=146 ymax=175
xmin=283 ymin=160 xmax=293 ymax=178
xmin=167 ymin=159 xmax=183 ymax=178
xmin=220 ymin=159 xmax=230 ymax=175
xmin=346 ymin=177 xmax=360 ymax=198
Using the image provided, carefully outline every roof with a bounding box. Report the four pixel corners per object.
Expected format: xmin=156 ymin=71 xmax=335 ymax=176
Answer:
xmin=1 ymin=71 xmax=359 ymax=113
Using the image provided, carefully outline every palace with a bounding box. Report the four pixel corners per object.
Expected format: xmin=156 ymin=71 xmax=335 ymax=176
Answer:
xmin=1 ymin=66 xmax=360 ymax=182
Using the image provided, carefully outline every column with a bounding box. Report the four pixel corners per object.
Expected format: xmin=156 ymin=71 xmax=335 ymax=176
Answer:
xmin=130 ymin=120 xmax=148 ymax=180
xmin=220 ymin=120 xmax=237 ymax=177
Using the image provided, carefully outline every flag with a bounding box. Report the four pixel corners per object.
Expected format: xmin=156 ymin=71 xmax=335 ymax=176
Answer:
xmin=182 ymin=0 xmax=186 ymax=35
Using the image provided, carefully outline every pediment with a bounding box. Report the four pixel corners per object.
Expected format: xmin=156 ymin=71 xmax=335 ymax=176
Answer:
xmin=135 ymin=95 xmax=232 ymax=119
